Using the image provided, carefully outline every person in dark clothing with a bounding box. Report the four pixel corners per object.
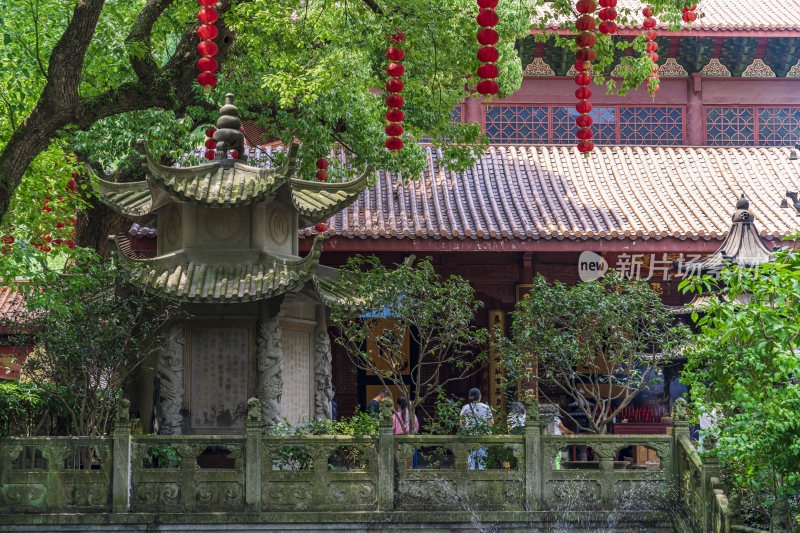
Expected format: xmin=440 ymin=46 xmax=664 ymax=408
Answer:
xmin=331 ymin=385 xmax=338 ymax=421
xmin=366 ymin=389 xmax=391 ymax=418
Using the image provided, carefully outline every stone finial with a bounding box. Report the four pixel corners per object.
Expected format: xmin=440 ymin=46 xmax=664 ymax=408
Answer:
xmin=247 ymin=397 xmax=262 ymax=425
xmin=731 ymin=194 xmax=753 ymax=223
xmin=115 ymin=398 xmax=131 ymax=427
xmin=379 ymin=397 xmax=393 ymax=422
xmin=672 ymin=397 xmax=688 ymax=422
xmin=213 ymin=93 xmax=247 ymax=162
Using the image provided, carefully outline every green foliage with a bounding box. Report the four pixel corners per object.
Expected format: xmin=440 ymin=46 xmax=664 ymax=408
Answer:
xmin=424 ymin=394 xmax=463 ymax=435
xmin=145 ymin=445 xmax=181 ymax=469
xmin=330 ymin=255 xmax=488 ymax=434
xmin=0 ymin=381 xmax=71 ymax=436
xmin=0 ymin=257 xmax=182 ymax=436
xmin=680 ymin=240 xmax=800 ymax=503
xmin=501 ymin=274 xmax=690 ymax=434
xmin=268 ymin=409 xmax=380 ymax=437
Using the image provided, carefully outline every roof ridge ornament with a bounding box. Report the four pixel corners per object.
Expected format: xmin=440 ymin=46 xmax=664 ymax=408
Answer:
xmin=732 ymin=194 xmax=752 ymax=223
xmin=213 ymin=93 xmax=247 ymax=164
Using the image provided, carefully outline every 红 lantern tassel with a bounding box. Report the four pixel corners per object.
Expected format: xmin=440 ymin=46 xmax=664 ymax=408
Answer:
xmin=385 ymin=31 xmax=405 ymax=152
xmin=643 ymin=6 xmax=660 ymax=99
xmin=574 ymin=0 xmax=597 ymax=154
xmin=476 ymin=0 xmax=500 ymax=102
xmin=196 ymin=0 xmax=219 ymax=92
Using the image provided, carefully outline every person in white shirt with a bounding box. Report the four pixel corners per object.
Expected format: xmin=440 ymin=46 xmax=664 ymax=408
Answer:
xmin=460 ymin=388 xmax=493 ymax=469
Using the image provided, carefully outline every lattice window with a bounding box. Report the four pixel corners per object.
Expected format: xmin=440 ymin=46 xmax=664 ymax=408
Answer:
xmin=619 ymin=107 xmax=683 ymax=145
xmin=705 ymin=107 xmax=755 ymax=146
xmin=758 ymin=108 xmax=800 ymax=146
xmin=485 ymin=105 xmax=548 ymax=143
xmin=552 ymin=107 xmax=616 ymax=145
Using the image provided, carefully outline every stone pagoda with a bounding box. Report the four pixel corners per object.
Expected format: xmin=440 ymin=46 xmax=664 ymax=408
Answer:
xmin=90 ymin=94 xmax=371 ymax=434
xmin=672 ymin=195 xmax=774 ymax=314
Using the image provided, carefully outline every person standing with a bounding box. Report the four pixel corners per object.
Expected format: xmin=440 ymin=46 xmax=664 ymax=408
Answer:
xmin=460 ymin=388 xmax=493 ymax=469
xmin=393 ymin=396 xmax=419 ymax=468
xmin=366 ymin=389 xmax=391 ymax=418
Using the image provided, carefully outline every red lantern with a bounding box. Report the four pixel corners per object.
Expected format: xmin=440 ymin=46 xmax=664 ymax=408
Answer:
xmin=386 ymin=123 xmax=404 ymax=136
xmin=682 ymin=11 xmax=697 ymax=22
xmin=387 ymin=62 xmax=405 ymax=77
xmin=575 ymin=32 xmax=597 ymax=48
xmin=198 ymin=24 xmax=218 ymax=40
xmin=599 ymin=0 xmax=616 ymax=6
xmin=386 ymin=78 xmax=404 ymax=93
xmin=386 ymin=46 xmax=405 ymax=61
xmin=386 ymin=137 xmax=404 ymax=150
xmin=316 ymin=170 xmax=329 ymax=181
xmin=205 ymin=126 xmax=216 ymax=137
xmin=198 ymin=0 xmax=216 ymax=5
xmin=477 ymin=63 xmax=499 ymax=79
xmin=642 ymin=6 xmax=652 ymax=17
xmin=314 ymin=223 xmax=328 ymax=232
xmin=576 ymin=0 xmax=597 ymax=14
xmin=644 ymin=29 xmax=657 ymax=40
xmin=388 ymin=31 xmax=405 ymax=43
xmin=197 ymin=56 xmax=218 ymax=72
xmin=476 ymin=9 xmax=499 ymax=28
xmin=476 ymin=79 xmax=499 ymax=95
xmin=386 ymin=109 xmax=405 ymax=122
xmin=575 ymin=87 xmax=592 ymax=100
xmin=575 ymin=114 xmax=593 ymax=127
xmin=575 ymin=48 xmax=597 ymax=62
xmin=574 ymin=60 xmax=590 ymax=72
xmin=205 ymin=150 xmax=215 ymax=160
xmin=643 ymin=17 xmax=656 ymax=29
xmin=476 ymin=29 xmax=499 ymax=45
xmin=577 ymin=127 xmax=593 ymax=140
xmin=197 ymin=41 xmax=218 ymax=56
xmin=575 ymin=72 xmax=592 ymax=86
xmin=316 ymin=158 xmax=329 ymax=170
xmin=477 ymin=0 xmax=498 ymax=7
xmin=386 ymin=94 xmax=404 ymax=108
xmin=576 ymin=100 xmax=592 ymax=114
xmin=647 ymin=51 xmax=659 ymax=63
xmin=578 ymin=140 xmax=595 ymax=152
xmin=576 ymin=15 xmax=596 ymax=31
xmin=197 ymin=72 xmax=217 ymax=86
xmin=231 ymin=150 xmax=239 ymax=159
xmin=599 ymin=21 xmax=617 ymax=34
xmin=205 ymin=139 xmax=217 ymax=149
xmin=198 ymin=7 xmax=218 ymax=23
xmin=477 ymin=46 xmax=499 ymax=63
xmin=646 ymin=41 xmax=658 ymax=52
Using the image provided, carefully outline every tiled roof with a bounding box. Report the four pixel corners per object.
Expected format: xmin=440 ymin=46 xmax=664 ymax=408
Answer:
xmin=111 ymin=234 xmax=325 ymax=303
xmin=541 ymin=0 xmax=800 ymax=32
xmin=302 ymin=145 xmax=800 ymax=242
xmin=0 ymin=284 xmax=25 ymax=321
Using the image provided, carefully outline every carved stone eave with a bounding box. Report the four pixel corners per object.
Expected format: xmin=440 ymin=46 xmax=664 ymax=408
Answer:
xmin=522 ymin=57 xmax=555 ymax=76
xmin=659 ymin=58 xmax=689 ymax=77
xmin=787 ymin=58 xmax=800 ymax=78
xmin=741 ymin=58 xmax=776 ymax=78
xmin=700 ymin=58 xmax=731 ymax=77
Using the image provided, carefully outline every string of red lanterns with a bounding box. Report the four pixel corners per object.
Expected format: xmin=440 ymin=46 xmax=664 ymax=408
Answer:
xmin=204 ymin=126 xmax=216 ymax=160
xmin=197 ymin=0 xmax=219 ymax=92
xmin=598 ymin=0 xmax=618 ymax=35
xmin=643 ymin=5 xmax=660 ymax=97
xmin=682 ymin=3 xmax=697 ymax=26
xmin=476 ymin=0 xmax=499 ymax=100
xmin=574 ymin=0 xmax=597 ymax=154
xmin=316 ymin=157 xmax=329 ymax=181
xmin=385 ymin=32 xmax=405 ymax=152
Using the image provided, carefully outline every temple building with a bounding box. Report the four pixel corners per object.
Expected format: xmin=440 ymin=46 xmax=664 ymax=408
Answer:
xmin=90 ymin=95 xmax=371 ymax=434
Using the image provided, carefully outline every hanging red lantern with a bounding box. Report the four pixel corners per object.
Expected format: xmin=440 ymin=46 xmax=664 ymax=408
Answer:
xmin=387 ymin=62 xmax=405 ymax=77
xmin=386 ymin=109 xmax=405 ymax=122
xmin=476 ymin=80 xmax=499 ymax=95
xmin=198 ymin=0 xmax=216 ymax=5
xmin=576 ymin=0 xmax=597 ymax=13
xmin=476 ymin=9 xmax=499 ymax=27
xmin=386 ymin=94 xmax=404 ymax=108
xmin=574 ymin=60 xmax=590 ymax=72
xmin=576 ymin=114 xmax=593 ymax=128
xmin=387 ymin=31 xmax=405 ymax=43
xmin=476 ymin=29 xmax=499 ymax=45
xmin=477 ymin=46 xmax=499 ymax=62
xmin=643 ymin=17 xmax=656 ymax=29
xmin=197 ymin=7 xmax=218 ymax=23
xmin=316 ymin=158 xmax=329 ymax=170
xmin=197 ymin=41 xmax=218 ymax=56
xmin=477 ymin=0 xmax=498 ymax=7
xmin=575 ymin=48 xmax=597 ymax=62
xmin=646 ymin=41 xmax=658 ymax=52
xmin=575 ymin=87 xmax=592 ymax=100
xmin=385 ymin=137 xmax=404 ymax=150
xmin=387 ymin=46 xmax=405 ymax=61
xmin=477 ymin=63 xmax=499 ymax=79
xmin=198 ymin=24 xmax=218 ymax=40
xmin=599 ymin=0 xmax=616 ymax=6
xmin=647 ymin=51 xmax=659 ymax=63
xmin=204 ymin=150 xmax=215 ymax=160
xmin=386 ymin=78 xmax=404 ymax=93
xmin=642 ymin=6 xmax=652 ymax=17
xmin=682 ymin=10 xmax=697 ymax=23
xmin=575 ymin=72 xmax=592 ymax=86
xmin=316 ymin=170 xmax=329 ymax=181
xmin=599 ymin=21 xmax=617 ymax=34
xmin=386 ymin=123 xmax=404 ymax=136
xmin=315 ymin=222 xmax=328 ymax=233
xmin=205 ymin=127 xmax=216 ymax=137
xmin=643 ymin=7 xmax=660 ymax=97
xmin=576 ymin=15 xmax=596 ymax=31
xmin=576 ymin=100 xmax=592 ymax=114
xmin=644 ymin=29 xmax=657 ymax=40
xmin=575 ymin=32 xmax=597 ymax=48
xmin=205 ymin=139 xmax=217 ymax=150
xmin=577 ymin=127 xmax=593 ymax=140
xmin=578 ymin=140 xmax=595 ymax=153
xmin=197 ymin=72 xmax=217 ymax=86
xmin=197 ymin=57 xmax=218 ymax=72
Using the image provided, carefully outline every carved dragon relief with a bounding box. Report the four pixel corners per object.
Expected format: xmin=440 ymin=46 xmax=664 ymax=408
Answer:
xmin=257 ymin=317 xmax=283 ymax=428
xmin=157 ymin=323 xmax=185 ymax=435
xmin=313 ymin=330 xmax=332 ymax=420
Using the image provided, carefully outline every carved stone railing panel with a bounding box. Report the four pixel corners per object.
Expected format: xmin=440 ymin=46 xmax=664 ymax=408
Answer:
xmin=394 ymin=435 xmax=525 ymax=511
xmin=0 ymin=437 xmax=112 ymax=513
xmin=130 ymin=435 xmax=246 ymax=513
xmin=261 ymin=435 xmax=378 ymax=512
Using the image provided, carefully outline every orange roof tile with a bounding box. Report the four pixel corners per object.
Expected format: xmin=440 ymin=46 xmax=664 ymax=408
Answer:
xmin=301 ymin=145 xmax=800 ymax=242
